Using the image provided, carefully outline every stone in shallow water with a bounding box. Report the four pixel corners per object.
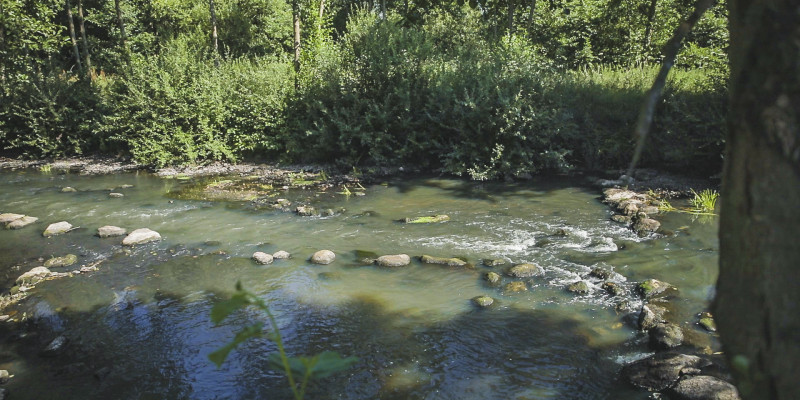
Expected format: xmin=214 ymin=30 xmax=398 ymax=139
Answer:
xmin=252 ymin=252 xmax=274 ymax=265
xmin=0 ymin=213 xmax=25 ymax=224
xmin=420 ymin=255 xmax=468 ymax=268
xmin=6 ymin=216 xmax=38 ymax=229
xmin=61 ymin=187 xmax=77 ymax=192
xmin=272 ymin=250 xmax=291 ymax=259
xmin=43 ymin=221 xmax=73 ymax=237
xmin=567 ymin=281 xmax=590 ymax=294
xmin=667 ymin=375 xmax=741 ymax=400
xmin=482 ymin=258 xmax=506 ymax=267
xmin=403 ymin=215 xmax=449 ymax=224
xmin=622 ymin=353 xmax=711 ymax=391
xmin=504 ymin=281 xmax=527 ymax=293
xmin=44 ymin=254 xmax=78 ymax=268
xmin=122 ymin=228 xmax=162 ymax=246
xmin=485 ymin=271 xmax=501 ymax=285
xmin=649 ymin=323 xmax=684 ymax=350
xmin=376 ymin=254 xmax=411 ymax=267
xmin=109 ymin=192 xmax=124 ymax=198
xmin=98 ymin=225 xmax=127 ymax=238
xmin=506 ymin=263 xmax=544 ymax=278
xmin=637 ymin=278 xmax=673 ymax=298
xmin=472 ymin=296 xmax=494 ymax=308
xmin=16 ymin=267 xmax=51 ymax=286
xmin=310 ymin=250 xmax=335 ymax=265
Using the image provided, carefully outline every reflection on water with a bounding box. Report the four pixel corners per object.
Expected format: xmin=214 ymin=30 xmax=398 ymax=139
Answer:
xmin=0 ymin=172 xmax=719 ymax=399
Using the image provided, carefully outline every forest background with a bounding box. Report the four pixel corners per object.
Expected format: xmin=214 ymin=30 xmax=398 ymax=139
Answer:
xmin=0 ymin=0 xmax=729 ymax=179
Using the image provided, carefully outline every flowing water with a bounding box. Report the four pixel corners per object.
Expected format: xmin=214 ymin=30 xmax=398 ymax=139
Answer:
xmin=0 ymin=170 xmax=720 ymax=399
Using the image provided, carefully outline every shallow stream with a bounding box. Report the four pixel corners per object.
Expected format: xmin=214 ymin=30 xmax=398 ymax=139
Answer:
xmin=0 ymin=170 xmax=719 ymax=399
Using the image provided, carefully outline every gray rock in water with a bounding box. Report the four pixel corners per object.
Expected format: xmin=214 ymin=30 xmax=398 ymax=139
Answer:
xmin=485 ymin=271 xmax=501 ymax=285
xmin=109 ymin=192 xmax=124 ymax=198
xmin=310 ymin=250 xmax=335 ymax=265
xmin=122 ymin=228 xmax=162 ymax=246
xmin=567 ymin=280 xmax=591 ymax=294
xmin=504 ymin=281 xmax=527 ymax=293
xmin=252 ymin=252 xmax=274 ymax=265
xmin=698 ymin=313 xmax=717 ymax=333
xmin=639 ymin=304 xmax=667 ymax=331
xmin=41 ymin=335 xmax=68 ymax=357
xmin=295 ymin=205 xmax=316 ymax=216
xmin=649 ymin=323 xmax=684 ymax=350
xmin=633 ymin=215 xmax=661 ymax=235
xmin=472 ymin=295 xmax=494 ymax=308
xmin=376 ymin=254 xmax=411 ymax=267
xmin=403 ymin=215 xmax=450 ymax=224
xmin=638 ymin=279 xmax=674 ymax=298
xmin=273 ymin=250 xmax=291 ymax=259
xmin=43 ymin=221 xmax=73 ymax=236
xmin=0 ymin=213 xmax=25 ymax=224
xmin=44 ymin=254 xmax=78 ymax=268
xmin=588 ymin=267 xmax=612 ymax=280
xmin=667 ymin=375 xmax=741 ymax=400
xmin=601 ymin=281 xmax=625 ymax=297
xmin=482 ymin=259 xmax=506 ymax=267
xmin=622 ymin=352 xmax=711 ymax=391
xmin=61 ymin=187 xmax=77 ymax=192
xmin=6 ymin=216 xmax=38 ymax=229
xmin=16 ymin=267 xmax=51 ymax=286
xmin=506 ymin=263 xmax=544 ymax=278
xmin=420 ymin=255 xmax=469 ymax=268
xmin=611 ymin=214 xmax=631 ymax=224
xmin=98 ymin=225 xmax=127 ymax=238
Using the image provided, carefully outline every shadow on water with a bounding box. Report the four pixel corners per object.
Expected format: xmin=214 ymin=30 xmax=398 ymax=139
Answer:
xmin=0 ymin=283 xmax=643 ymax=400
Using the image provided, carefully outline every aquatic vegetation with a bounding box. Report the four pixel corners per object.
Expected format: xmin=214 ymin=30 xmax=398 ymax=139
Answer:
xmin=210 ymin=283 xmax=357 ymax=400
xmin=689 ymin=189 xmax=719 ymax=214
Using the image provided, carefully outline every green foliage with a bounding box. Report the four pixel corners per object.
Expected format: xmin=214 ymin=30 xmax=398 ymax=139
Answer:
xmin=105 ymin=38 xmax=291 ymax=166
xmin=210 ymin=284 xmax=357 ymax=400
xmin=689 ymin=188 xmax=718 ymax=214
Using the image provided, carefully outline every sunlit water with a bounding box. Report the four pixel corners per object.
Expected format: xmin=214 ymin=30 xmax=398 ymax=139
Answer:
xmin=0 ymin=171 xmax=719 ymax=399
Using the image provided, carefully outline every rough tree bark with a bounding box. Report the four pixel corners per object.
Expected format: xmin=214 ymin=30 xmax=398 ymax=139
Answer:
xmin=77 ymin=0 xmax=92 ymax=81
xmin=65 ymin=0 xmax=83 ymax=75
xmin=209 ymin=0 xmax=219 ymax=67
xmin=714 ymin=0 xmax=800 ymax=398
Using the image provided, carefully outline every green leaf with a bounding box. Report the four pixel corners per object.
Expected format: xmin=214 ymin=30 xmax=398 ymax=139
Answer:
xmin=210 ymin=292 xmax=251 ymax=325
xmin=209 ymin=323 xmax=264 ymax=368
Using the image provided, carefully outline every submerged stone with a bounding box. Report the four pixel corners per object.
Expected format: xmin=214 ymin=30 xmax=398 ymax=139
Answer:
xmin=252 ymin=252 xmax=274 ymax=265
xmin=420 ymin=255 xmax=468 ymax=268
xmin=485 ymin=271 xmax=501 ymax=285
xmin=41 ymin=335 xmax=68 ymax=357
xmin=376 ymin=254 xmax=411 ymax=267
xmin=506 ymin=263 xmax=544 ymax=278
xmin=472 ymin=296 xmax=494 ymax=308
xmin=698 ymin=313 xmax=717 ymax=332
xmin=567 ymin=280 xmax=590 ymax=294
xmin=311 ymin=250 xmax=336 ymax=265
xmin=637 ymin=279 xmax=673 ymax=298
xmin=588 ymin=267 xmax=612 ymax=280
xmin=43 ymin=221 xmax=73 ymax=236
xmin=622 ymin=352 xmax=711 ymax=391
xmin=504 ymin=281 xmax=527 ymax=293
xmin=109 ymin=192 xmax=124 ymax=198
xmin=482 ymin=258 xmax=506 ymax=267
xmin=404 ymin=215 xmax=450 ymax=224
xmin=61 ymin=187 xmax=78 ymax=192
xmin=98 ymin=225 xmax=127 ymax=238
xmin=44 ymin=254 xmax=78 ymax=268
xmin=122 ymin=228 xmax=162 ymax=246
xmin=601 ymin=281 xmax=625 ymax=297
xmin=295 ymin=205 xmax=316 ymax=216
xmin=649 ymin=323 xmax=684 ymax=350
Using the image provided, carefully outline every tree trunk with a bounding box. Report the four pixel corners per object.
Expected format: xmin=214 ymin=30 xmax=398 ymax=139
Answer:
xmin=77 ymin=0 xmax=92 ymax=81
xmin=642 ymin=0 xmax=658 ymax=56
xmin=318 ymin=0 xmax=326 ymax=32
xmin=508 ymin=0 xmax=515 ymax=35
xmin=526 ymin=0 xmax=536 ymax=33
xmin=209 ymin=0 xmax=219 ymax=67
xmin=380 ymin=0 xmax=386 ymax=19
xmin=714 ymin=0 xmax=800 ymax=398
xmin=65 ymin=0 xmax=83 ymax=75
xmin=292 ymin=0 xmax=301 ymax=87
xmin=114 ymin=0 xmax=127 ymax=49
xmin=0 ymin=0 xmax=6 ymax=95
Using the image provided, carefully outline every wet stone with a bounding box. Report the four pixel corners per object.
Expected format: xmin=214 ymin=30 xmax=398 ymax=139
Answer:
xmin=667 ymin=375 xmax=741 ymax=400
xmin=43 ymin=221 xmax=73 ymax=236
xmin=567 ymin=281 xmax=590 ymax=294
xmin=109 ymin=192 xmax=124 ymax=198
xmin=504 ymin=281 xmax=527 ymax=293
xmin=482 ymin=259 xmax=506 ymax=267
xmin=311 ymin=250 xmax=336 ymax=265
xmin=601 ymin=281 xmax=625 ymax=297
xmin=698 ymin=313 xmax=717 ymax=332
xmin=61 ymin=187 xmax=77 ymax=192
xmin=44 ymin=254 xmax=78 ymax=268
xmin=376 ymin=254 xmax=411 ymax=267
xmin=6 ymin=216 xmax=38 ymax=229
xmin=472 ymin=296 xmax=494 ymax=308
xmin=122 ymin=228 xmax=162 ymax=246
xmin=506 ymin=263 xmax=544 ymax=278
xmin=638 ymin=304 xmax=667 ymax=331
xmin=41 ymin=335 xmax=68 ymax=357
xmin=649 ymin=323 xmax=684 ymax=350
xmin=272 ymin=250 xmax=291 ymax=259
xmin=638 ymin=278 xmax=673 ymax=298
xmin=622 ymin=352 xmax=711 ymax=391
xmin=98 ymin=225 xmax=127 ymax=238
xmin=403 ymin=215 xmax=450 ymax=224
xmin=252 ymin=252 xmax=274 ymax=265
xmin=420 ymin=255 xmax=468 ymax=268
xmin=485 ymin=271 xmax=501 ymax=285
xmin=16 ymin=267 xmax=51 ymax=286
xmin=295 ymin=205 xmax=316 ymax=216
xmin=588 ymin=267 xmax=612 ymax=280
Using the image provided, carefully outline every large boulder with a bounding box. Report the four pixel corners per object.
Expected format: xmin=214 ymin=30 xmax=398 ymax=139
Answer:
xmin=43 ymin=221 xmax=73 ymax=236
xmin=506 ymin=263 xmax=544 ymax=278
xmin=420 ymin=255 xmax=469 ymax=268
xmin=252 ymin=252 xmax=274 ymax=265
xmin=0 ymin=213 xmax=25 ymax=224
xmin=122 ymin=228 xmax=162 ymax=246
xmin=666 ymin=375 xmax=741 ymax=400
xmin=621 ymin=352 xmax=711 ymax=391
xmin=98 ymin=225 xmax=127 ymax=238
xmin=16 ymin=267 xmax=52 ymax=286
xmin=44 ymin=254 xmax=78 ymax=268
xmin=310 ymin=250 xmax=336 ymax=265
xmin=649 ymin=323 xmax=684 ymax=350
xmin=376 ymin=254 xmax=411 ymax=267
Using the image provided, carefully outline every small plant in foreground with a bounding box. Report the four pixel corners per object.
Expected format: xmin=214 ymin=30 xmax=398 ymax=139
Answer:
xmin=689 ymin=189 xmax=719 ymax=214
xmin=210 ymin=283 xmax=358 ymax=400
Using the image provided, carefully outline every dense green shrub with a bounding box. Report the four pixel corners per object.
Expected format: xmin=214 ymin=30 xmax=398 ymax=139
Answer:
xmin=105 ymin=39 xmax=292 ymax=166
